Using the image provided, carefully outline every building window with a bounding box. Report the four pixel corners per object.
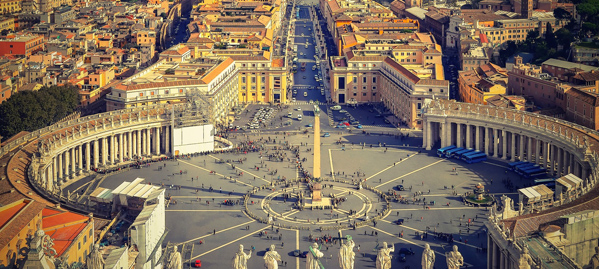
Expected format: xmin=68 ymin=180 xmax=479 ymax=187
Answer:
xmin=353 ymin=93 xmax=357 ymax=96
xmin=362 ymin=93 xmax=366 ymax=96
xmin=373 ymin=77 xmax=376 ymax=83
xmin=242 ymin=77 xmax=246 ymax=83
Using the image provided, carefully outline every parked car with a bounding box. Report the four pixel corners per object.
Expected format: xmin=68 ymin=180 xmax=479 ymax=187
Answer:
xmin=323 ymin=132 xmax=330 ymax=137
xmin=396 ymin=185 xmax=405 ymax=191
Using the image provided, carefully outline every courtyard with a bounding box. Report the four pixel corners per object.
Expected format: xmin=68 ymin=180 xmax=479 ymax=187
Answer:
xmin=79 ymin=120 xmax=523 ymax=268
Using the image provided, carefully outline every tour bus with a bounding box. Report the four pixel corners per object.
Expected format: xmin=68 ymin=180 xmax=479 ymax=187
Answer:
xmin=453 ymin=148 xmax=474 ymax=159
xmin=437 ymin=145 xmax=457 ymax=158
xmin=464 ymin=152 xmax=487 ymax=164
xmin=523 ymin=169 xmax=547 ymax=179
xmin=444 ymin=147 xmax=464 ymax=158
xmin=533 ymin=177 xmax=555 ymax=187
xmin=517 ymin=164 xmax=541 ymax=175
xmin=511 ymin=162 xmax=533 ymax=171
xmin=460 ymin=150 xmax=481 ymax=160
xmin=514 ymin=163 xmax=537 ymax=173
xmin=508 ymin=161 xmax=527 ymax=170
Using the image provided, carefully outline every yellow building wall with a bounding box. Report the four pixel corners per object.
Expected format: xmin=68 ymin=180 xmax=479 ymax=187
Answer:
xmin=61 ymin=221 xmax=95 ymax=265
xmin=482 ymin=85 xmax=506 ymax=104
xmin=0 ymin=214 xmax=41 ymax=267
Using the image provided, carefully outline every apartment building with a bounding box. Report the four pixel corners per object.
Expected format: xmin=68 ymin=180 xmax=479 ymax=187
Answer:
xmin=329 ymin=33 xmax=448 ymax=128
xmin=0 ymin=0 xmax=21 ymax=15
xmin=320 ymin=0 xmax=399 ymax=40
xmin=0 ymin=17 xmax=14 ymax=33
xmin=107 ymin=57 xmax=239 ymax=124
xmin=0 ymin=34 xmax=45 ymax=57
xmin=572 ymin=44 xmax=599 ymax=66
xmin=189 ymin=0 xmax=289 ymax=103
xmin=458 ymin=63 xmax=508 ymax=105
xmin=507 ymin=57 xmax=599 ymax=130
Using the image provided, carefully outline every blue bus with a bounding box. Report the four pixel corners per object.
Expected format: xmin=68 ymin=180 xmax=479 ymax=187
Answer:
xmin=464 ymin=152 xmax=487 ymax=164
xmin=453 ymin=148 xmax=474 ymax=159
xmin=513 ymin=162 xmax=535 ymax=172
xmin=523 ymin=168 xmax=547 ymax=179
xmin=444 ymin=147 xmax=464 ymax=158
xmin=533 ymin=177 xmax=554 ymax=186
xmin=461 ymin=150 xmax=481 ymax=160
xmin=508 ymin=161 xmax=527 ymax=169
xmin=518 ymin=165 xmax=541 ymax=175
xmin=296 ymin=10 xmax=300 ymax=18
xmin=437 ymin=145 xmax=457 ymax=158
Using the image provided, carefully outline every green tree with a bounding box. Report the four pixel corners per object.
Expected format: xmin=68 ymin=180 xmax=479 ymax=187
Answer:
xmin=555 ymin=28 xmax=573 ymax=51
xmin=0 ymin=85 xmax=80 ymax=141
xmin=553 ymin=8 xmax=572 ymax=23
xmin=545 ymin=23 xmax=557 ymax=49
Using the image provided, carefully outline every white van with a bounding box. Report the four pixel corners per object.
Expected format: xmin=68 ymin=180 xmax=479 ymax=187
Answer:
xmin=288 ymin=112 xmax=293 ymax=118
xmin=297 ymin=115 xmax=303 ymax=120
xmin=331 ymin=105 xmax=342 ymax=111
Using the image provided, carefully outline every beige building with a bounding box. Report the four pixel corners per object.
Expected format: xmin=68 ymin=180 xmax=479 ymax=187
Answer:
xmin=329 ymin=33 xmax=448 ymax=128
xmin=458 ymin=63 xmax=507 ymax=105
xmin=107 ymin=57 xmax=239 ymax=124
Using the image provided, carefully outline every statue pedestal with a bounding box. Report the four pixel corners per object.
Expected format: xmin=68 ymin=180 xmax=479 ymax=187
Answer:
xmin=304 ymin=197 xmax=332 ymax=209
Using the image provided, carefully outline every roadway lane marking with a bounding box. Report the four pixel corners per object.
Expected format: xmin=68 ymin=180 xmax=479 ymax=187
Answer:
xmin=375 ymin=159 xmax=444 ymax=188
xmin=207 ymin=155 xmax=270 ymax=184
xmin=365 ymin=153 xmax=418 ymax=182
xmin=193 ymin=226 xmax=269 ymax=259
xmin=179 ymin=160 xmax=254 ymax=187
xmin=175 ymin=219 xmax=255 ymax=247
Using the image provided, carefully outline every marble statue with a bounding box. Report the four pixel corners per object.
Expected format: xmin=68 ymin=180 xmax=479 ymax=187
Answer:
xmin=518 ymin=247 xmax=533 ymax=269
xmin=421 ymin=243 xmax=435 ymax=269
xmin=445 ymin=245 xmax=464 ymax=269
xmin=87 ymin=244 xmax=105 ymax=269
xmin=233 ymin=244 xmax=252 ymax=269
xmin=264 ymin=244 xmax=282 ymax=269
xmin=376 ymin=242 xmax=394 ymax=269
xmin=307 ymin=242 xmax=324 ymax=269
xmin=166 ymin=245 xmax=182 ymax=269
xmin=590 ymin=246 xmax=599 ymax=269
xmin=339 ymin=236 xmax=355 ymax=269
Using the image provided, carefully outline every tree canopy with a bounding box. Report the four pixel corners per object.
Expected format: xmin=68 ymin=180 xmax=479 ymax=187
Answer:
xmin=0 ymin=85 xmax=80 ymax=141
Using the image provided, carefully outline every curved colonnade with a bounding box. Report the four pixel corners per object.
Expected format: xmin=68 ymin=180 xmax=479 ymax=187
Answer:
xmin=423 ymin=100 xmax=597 ymax=183
xmin=1 ymin=104 xmax=192 ymax=209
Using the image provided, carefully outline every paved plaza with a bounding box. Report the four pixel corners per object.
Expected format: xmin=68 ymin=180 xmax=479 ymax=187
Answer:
xmin=68 ymin=119 xmax=527 ymax=268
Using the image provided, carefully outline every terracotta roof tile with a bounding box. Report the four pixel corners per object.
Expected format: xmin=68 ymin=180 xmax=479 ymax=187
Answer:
xmin=383 ymin=57 xmax=420 ymax=83
xmin=201 ymin=57 xmax=234 ymax=83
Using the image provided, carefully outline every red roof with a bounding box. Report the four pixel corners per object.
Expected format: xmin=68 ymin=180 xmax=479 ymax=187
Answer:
xmin=479 ymin=33 xmax=489 ymax=43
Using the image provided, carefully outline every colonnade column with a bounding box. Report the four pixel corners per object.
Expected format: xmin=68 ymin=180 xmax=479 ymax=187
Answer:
xmin=58 ymin=152 xmax=63 ymax=180
xmin=441 ymin=122 xmax=447 ymax=148
xmin=155 ymin=127 xmax=161 ymax=155
xmin=48 ymin=162 xmax=54 ymax=191
xmin=527 ymin=137 xmax=532 ymax=162
xmin=475 ymin=126 xmax=481 ymax=151
xmin=77 ymin=145 xmax=82 ymax=175
xmin=119 ymin=133 xmax=124 ymax=163
xmin=52 ymin=158 xmax=57 ymax=189
xmin=493 ymin=129 xmax=499 ymax=157
xmin=569 ymin=153 xmax=575 ymax=175
xmin=519 ymin=134 xmax=525 ymax=161
xmin=109 ymin=135 xmax=114 ymax=164
xmin=128 ymin=132 xmax=133 ymax=159
xmin=146 ymin=129 xmax=151 ymax=156
xmin=543 ymin=142 xmax=549 ymax=170
xmin=485 ymin=127 xmax=490 ymax=155
xmin=535 ymin=138 xmax=541 ymax=164
xmin=425 ymin=121 xmax=432 ymax=150
xmin=558 ymin=148 xmax=564 ymax=177
xmin=101 ymin=137 xmax=107 ymax=166
xmin=93 ymin=140 xmax=99 ymax=169
xmin=70 ymin=148 xmax=76 ymax=177
xmin=165 ymin=126 xmax=171 ymax=155
xmin=136 ymin=130 xmax=142 ymax=157
xmin=64 ymin=150 xmax=70 ymax=179
xmin=86 ymin=142 xmax=91 ymax=172
xmin=456 ymin=123 xmax=462 ymax=148
xmin=502 ymin=130 xmax=507 ymax=160
xmin=466 ymin=124 xmax=471 ymax=149
xmin=510 ymin=133 xmax=516 ymax=162
xmin=551 ymin=144 xmax=558 ymax=176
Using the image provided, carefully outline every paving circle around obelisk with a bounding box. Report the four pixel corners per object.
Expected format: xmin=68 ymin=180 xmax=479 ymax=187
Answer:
xmin=247 ymin=182 xmax=388 ymax=228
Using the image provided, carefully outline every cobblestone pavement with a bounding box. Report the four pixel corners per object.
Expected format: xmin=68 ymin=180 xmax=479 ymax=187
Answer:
xmin=95 ymin=128 xmax=523 ymax=268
